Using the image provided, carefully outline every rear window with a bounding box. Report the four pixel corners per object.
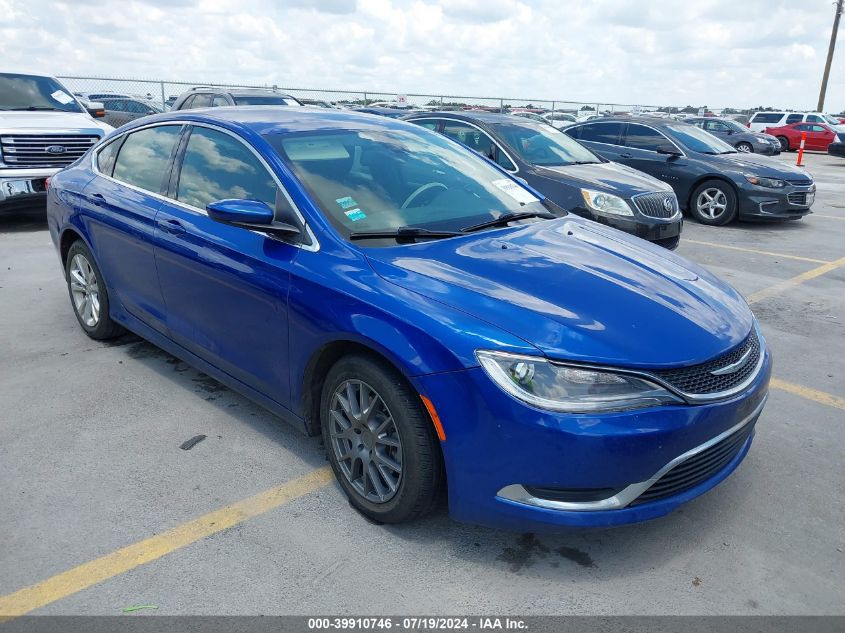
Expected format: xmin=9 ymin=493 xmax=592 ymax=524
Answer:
xmin=569 ymin=122 xmax=623 ymax=145
xmin=750 ymin=113 xmax=784 ymax=123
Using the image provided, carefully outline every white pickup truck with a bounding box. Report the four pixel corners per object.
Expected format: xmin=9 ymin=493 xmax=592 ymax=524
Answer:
xmin=1 ymin=72 xmax=113 ymax=212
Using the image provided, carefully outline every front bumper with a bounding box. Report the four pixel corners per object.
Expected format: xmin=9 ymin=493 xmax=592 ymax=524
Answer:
xmin=828 ymin=142 xmax=845 ymax=158
xmin=573 ymin=206 xmax=682 ymax=250
xmin=738 ymin=181 xmax=815 ymax=220
xmin=416 ymin=349 xmax=771 ymax=531
xmin=0 ymin=167 xmax=57 ymax=209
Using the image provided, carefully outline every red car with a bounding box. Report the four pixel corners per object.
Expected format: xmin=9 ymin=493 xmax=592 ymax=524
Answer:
xmin=765 ymin=121 xmax=840 ymax=152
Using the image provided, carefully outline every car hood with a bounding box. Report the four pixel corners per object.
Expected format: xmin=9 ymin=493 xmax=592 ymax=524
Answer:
xmin=365 ymin=216 xmax=753 ymax=369
xmin=533 ymin=161 xmax=672 ymax=196
xmin=0 ymin=111 xmax=113 ymax=134
xmin=707 ymin=151 xmax=811 ymax=179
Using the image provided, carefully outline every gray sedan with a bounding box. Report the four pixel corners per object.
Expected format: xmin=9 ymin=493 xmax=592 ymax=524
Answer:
xmin=687 ymin=117 xmax=781 ymax=155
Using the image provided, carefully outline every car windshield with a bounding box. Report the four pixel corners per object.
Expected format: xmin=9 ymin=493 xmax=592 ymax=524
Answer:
xmin=722 ymin=119 xmax=748 ymax=133
xmin=492 ymin=120 xmax=601 ymax=166
xmin=0 ymin=73 xmax=84 ymax=113
xmin=233 ymin=95 xmax=299 ymax=106
xmin=823 ymin=114 xmax=841 ymax=125
xmin=265 ymin=125 xmax=555 ymax=243
xmin=667 ymin=124 xmax=737 ymax=154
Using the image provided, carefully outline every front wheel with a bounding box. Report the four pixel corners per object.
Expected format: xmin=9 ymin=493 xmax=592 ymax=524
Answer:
xmin=735 ymin=142 xmax=753 ymax=153
xmin=777 ymin=136 xmax=790 ymax=152
xmin=690 ymin=180 xmax=738 ymax=226
xmin=320 ymin=355 xmax=443 ymax=524
xmin=65 ymin=240 xmax=124 ymax=340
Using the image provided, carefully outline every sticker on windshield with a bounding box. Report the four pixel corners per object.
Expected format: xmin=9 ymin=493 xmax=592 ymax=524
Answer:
xmin=344 ymin=208 xmax=366 ymax=222
xmin=336 ymin=196 xmax=357 ymax=210
xmin=491 ymin=179 xmax=540 ymax=204
xmin=50 ymin=90 xmax=74 ymax=105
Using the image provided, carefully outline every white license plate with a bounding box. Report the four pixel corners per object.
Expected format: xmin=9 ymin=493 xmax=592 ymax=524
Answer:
xmin=3 ymin=179 xmax=35 ymax=196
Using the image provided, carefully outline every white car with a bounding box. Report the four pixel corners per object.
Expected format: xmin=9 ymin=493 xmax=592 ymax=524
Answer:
xmin=747 ymin=111 xmax=842 ymax=132
xmin=1 ymin=72 xmax=113 ymax=212
xmin=542 ymin=112 xmax=578 ymax=128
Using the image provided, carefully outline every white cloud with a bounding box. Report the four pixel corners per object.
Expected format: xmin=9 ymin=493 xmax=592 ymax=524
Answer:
xmin=0 ymin=0 xmax=842 ymax=111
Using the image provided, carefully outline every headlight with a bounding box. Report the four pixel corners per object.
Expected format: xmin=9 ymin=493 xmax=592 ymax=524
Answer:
xmin=754 ymin=136 xmax=770 ymax=143
xmin=744 ymin=174 xmax=786 ymax=188
xmin=580 ymin=189 xmax=634 ymax=216
xmin=476 ymin=350 xmax=683 ymax=413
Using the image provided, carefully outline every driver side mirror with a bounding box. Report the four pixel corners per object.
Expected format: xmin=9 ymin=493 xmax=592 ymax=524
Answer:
xmin=726 ymin=129 xmax=734 ymax=135
xmin=656 ymin=144 xmax=682 ymax=157
xmin=207 ymin=199 xmax=301 ymax=238
xmin=86 ymin=101 xmax=105 ymax=118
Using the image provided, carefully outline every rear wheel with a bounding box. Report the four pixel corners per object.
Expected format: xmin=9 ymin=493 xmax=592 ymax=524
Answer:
xmin=65 ymin=241 xmax=124 ymax=340
xmin=777 ymin=136 xmax=790 ymax=151
xmin=320 ymin=355 xmax=443 ymax=524
xmin=735 ymin=142 xmax=753 ymax=153
xmin=690 ymin=180 xmax=737 ymax=226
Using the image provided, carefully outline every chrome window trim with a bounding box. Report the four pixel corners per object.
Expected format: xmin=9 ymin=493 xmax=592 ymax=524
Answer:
xmin=407 ymin=116 xmax=520 ymax=174
xmin=497 ymin=392 xmax=767 ymax=512
xmin=569 ymin=121 xmax=687 ymax=157
xmin=90 ymin=120 xmax=319 ymax=252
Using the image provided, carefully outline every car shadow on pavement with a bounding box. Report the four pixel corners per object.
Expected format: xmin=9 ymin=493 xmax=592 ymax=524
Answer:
xmin=0 ymin=207 xmax=48 ymax=233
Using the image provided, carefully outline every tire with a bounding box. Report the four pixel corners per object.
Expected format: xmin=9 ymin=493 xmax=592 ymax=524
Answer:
xmin=320 ymin=354 xmax=443 ymax=524
xmin=777 ymin=136 xmax=790 ymax=152
xmin=735 ymin=142 xmax=753 ymax=153
xmin=689 ymin=180 xmax=738 ymax=226
xmin=65 ymin=240 xmax=124 ymax=340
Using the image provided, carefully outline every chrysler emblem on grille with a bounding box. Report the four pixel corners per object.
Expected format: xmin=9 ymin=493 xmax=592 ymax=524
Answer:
xmin=710 ymin=347 xmax=754 ymax=376
xmin=45 ymin=145 xmax=67 ymax=154
xmin=663 ymin=197 xmax=674 ymax=213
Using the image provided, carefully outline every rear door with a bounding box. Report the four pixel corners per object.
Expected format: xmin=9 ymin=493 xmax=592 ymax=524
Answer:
xmin=153 ymin=124 xmax=301 ymax=404
xmin=83 ymin=124 xmax=183 ymax=333
xmin=805 ymin=124 xmax=834 ymax=150
xmin=565 ymin=121 xmax=626 ymax=161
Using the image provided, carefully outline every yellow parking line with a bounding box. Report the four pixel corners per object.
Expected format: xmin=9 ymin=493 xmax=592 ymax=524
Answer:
xmin=746 ymin=257 xmax=845 ymax=304
xmin=771 ymin=378 xmax=845 ymax=411
xmin=0 ymin=467 xmax=333 ymax=619
xmin=683 ymin=239 xmax=829 ymax=264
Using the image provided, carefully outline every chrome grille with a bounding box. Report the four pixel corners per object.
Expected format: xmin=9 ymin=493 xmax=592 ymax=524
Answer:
xmin=652 ymin=329 xmax=761 ymax=396
xmin=0 ymin=134 xmax=100 ymax=168
xmin=632 ymin=192 xmax=678 ymax=219
xmin=785 ymin=178 xmax=813 ymax=186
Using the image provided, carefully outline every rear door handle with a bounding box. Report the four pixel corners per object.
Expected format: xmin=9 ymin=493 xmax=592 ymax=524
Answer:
xmin=157 ymin=218 xmax=186 ymax=235
xmin=620 ymin=153 xmax=633 ymax=159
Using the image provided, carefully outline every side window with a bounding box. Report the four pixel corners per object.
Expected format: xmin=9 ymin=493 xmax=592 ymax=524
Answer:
xmin=576 ymin=122 xmax=623 ymax=145
xmin=442 ymin=121 xmax=496 ymax=158
xmin=96 ymin=138 xmax=122 ymax=176
xmin=191 ymin=93 xmax=213 ymax=108
xmin=125 ymin=100 xmax=145 ymax=114
xmin=786 ymin=114 xmax=803 ymax=124
xmin=413 ymin=120 xmax=439 ymax=131
xmin=180 ymin=95 xmax=196 ymax=109
xmin=494 ymin=146 xmax=516 ymax=171
xmin=794 ymin=124 xmax=811 ymax=131
xmin=624 ymin=124 xmax=669 ymax=151
xmin=112 ymin=126 xmax=182 ymax=192
xmin=101 ymin=99 xmax=119 ymax=111
xmin=811 ymin=125 xmax=827 ymax=132
xmin=176 ymin=126 xmax=277 ymax=211
xmin=211 ymin=95 xmax=229 ymax=107
xmin=807 ymin=115 xmax=823 ymax=123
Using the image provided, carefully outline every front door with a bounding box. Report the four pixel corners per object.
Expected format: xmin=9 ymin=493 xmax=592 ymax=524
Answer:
xmin=153 ymin=125 xmax=298 ymax=404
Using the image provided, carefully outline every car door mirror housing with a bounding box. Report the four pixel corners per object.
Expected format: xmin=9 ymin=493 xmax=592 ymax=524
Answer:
xmin=86 ymin=101 xmax=105 ymax=118
xmin=207 ymin=199 xmax=301 ymax=237
xmin=656 ymin=144 xmax=682 ymax=157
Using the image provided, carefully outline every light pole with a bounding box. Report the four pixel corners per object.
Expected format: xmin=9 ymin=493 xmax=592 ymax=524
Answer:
xmin=817 ymin=0 xmax=844 ymax=112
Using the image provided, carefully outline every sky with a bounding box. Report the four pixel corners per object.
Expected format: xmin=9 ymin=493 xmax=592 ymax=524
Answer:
xmin=1 ymin=0 xmax=843 ymax=111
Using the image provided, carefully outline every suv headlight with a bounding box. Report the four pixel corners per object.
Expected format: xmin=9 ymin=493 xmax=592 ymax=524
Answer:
xmin=476 ymin=350 xmax=683 ymax=413
xmin=580 ymin=189 xmax=634 ymax=216
xmin=744 ymin=174 xmax=786 ymax=188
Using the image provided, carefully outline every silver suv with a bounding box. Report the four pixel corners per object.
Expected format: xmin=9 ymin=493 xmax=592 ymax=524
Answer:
xmin=171 ymin=87 xmax=303 ymax=110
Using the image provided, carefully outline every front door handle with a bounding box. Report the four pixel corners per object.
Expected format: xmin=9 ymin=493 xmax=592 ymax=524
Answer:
xmin=157 ymin=218 xmax=186 ymax=235
xmin=620 ymin=153 xmax=633 ymax=159
xmin=90 ymin=193 xmax=106 ymax=206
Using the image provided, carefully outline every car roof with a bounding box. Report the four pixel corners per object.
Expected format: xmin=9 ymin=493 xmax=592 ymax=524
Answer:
xmin=404 ymin=110 xmax=519 ymax=125
xmin=123 ymin=106 xmax=428 ymax=136
xmin=568 ymin=116 xmax=688 ymax=128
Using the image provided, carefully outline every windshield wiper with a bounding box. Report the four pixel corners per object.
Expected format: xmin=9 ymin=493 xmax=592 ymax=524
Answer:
xmin=461 ymin=210 xmax=555 ymax=233
xmin=349 ymin=226 xmax=462 ymax=242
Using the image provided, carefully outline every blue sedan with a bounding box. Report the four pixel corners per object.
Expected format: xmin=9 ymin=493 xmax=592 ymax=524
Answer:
xmin=47 ymin=107 xmax=771 ymax=530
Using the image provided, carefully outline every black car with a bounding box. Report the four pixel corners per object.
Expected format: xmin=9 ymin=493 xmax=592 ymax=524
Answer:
xmin=565 ymin=117 xmax=815 ymax=226
xmin=403 ymin=111 xmax=683 ymax=248
xmin=686 ymin=117 xmax=782 ymax=155
xmin=829 ymin=132 xmax=845 ymax=157
xmin=171 ymin=87 xmax=302 ymax=110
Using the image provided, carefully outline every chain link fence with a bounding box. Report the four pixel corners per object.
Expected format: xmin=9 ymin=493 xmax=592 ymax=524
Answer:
xmin=57 ymin=75 xmax=722 ymax=118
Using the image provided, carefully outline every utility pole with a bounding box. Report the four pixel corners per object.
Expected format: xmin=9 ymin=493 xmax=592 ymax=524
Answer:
xmin=818 ymin=0 xmax=844 ymax=112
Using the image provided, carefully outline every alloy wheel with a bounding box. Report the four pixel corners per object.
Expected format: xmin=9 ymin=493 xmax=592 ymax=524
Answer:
xmin=736 ymin=143 xmax=752 ymax=153
xmin=329 ymin=380 xmax=403 ymax=503
xmin=69 ymin=253 xmax=100 ymax=327
xmin=696 ymin=188 xmax=728 ymax=220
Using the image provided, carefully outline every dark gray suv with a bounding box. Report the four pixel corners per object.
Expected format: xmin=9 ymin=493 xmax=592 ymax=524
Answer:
xmin=171 ymin=88 xmax=302 ymax=110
